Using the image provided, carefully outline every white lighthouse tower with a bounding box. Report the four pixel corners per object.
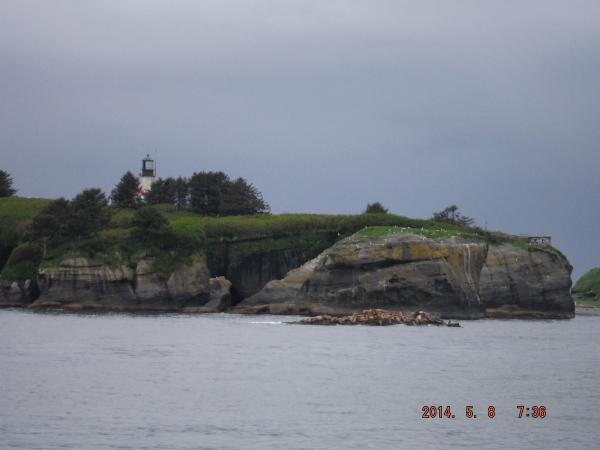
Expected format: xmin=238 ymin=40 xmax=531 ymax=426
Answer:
xmin=138 ymin=154 xmax=156 ymax=198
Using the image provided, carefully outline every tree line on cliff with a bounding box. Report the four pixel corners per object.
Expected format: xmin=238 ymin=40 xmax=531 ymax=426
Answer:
xmin=2 ymin=168 xmax=475 ymax=229
xmin=0 ymin=170 xmax=16 ymax=198
xmin=4 ymin=168 xmax=267 ymax=253
xmin=110 ymin=171 xmax=269 ymax=216
xmin=2 ymin=167 xmax=480 ymax=255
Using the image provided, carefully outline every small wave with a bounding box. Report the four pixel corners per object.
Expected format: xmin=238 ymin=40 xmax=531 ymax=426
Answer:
xmin=250 ymin=320 xmax=283 ymax=325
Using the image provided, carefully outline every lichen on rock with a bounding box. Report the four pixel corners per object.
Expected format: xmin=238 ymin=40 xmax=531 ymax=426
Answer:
xmin=32 ymin=253 xmax=210 ymax=311
xmin=241 ymin=233 xmax=488 ymax=318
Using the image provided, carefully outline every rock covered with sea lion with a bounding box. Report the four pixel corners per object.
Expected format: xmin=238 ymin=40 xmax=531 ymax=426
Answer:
xmin=293 ymin=308 xmax=458 ymax=326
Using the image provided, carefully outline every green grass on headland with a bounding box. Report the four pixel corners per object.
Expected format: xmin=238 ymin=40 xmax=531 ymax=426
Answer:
xmin=0 ymin=196 xmax=510 ymax=249
xmin=0 ymin=197 xmax=516 ymax=267
xmin=0 ymin=197 xmax=52 ymax=220
xmin=356 ymin=225 xmax=480 ymax=240
xmin=574 ymin=268 xmax=600 ymax=294
xmin=575 ymin=296 xmax=600 ymax=307
xmin=573 ymin=268 xmax=600 ymax=307
xmin=168 ymin=212 xmax=438 ymax=242
xmin=0 ymin=197 xmax=53 ymax=246
xmin=112 ymin=210 xmax=439 ymax=243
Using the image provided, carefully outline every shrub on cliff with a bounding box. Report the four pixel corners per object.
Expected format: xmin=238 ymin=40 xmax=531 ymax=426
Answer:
xmin=0 ymin=170 xmax=17 ymax=197
xmin=130 ymin=206 xmax=171 ymax=245
xmin=30 ymin=198 xmax=71 ymax=245
xmin=432 ymin=205 xmax=475 ymax=228
xmin=130 ymin=206 xmax=204 ymax=250
xmin=30 ymin=189 xmax=111 ymax=247
xmin=131 ymin=206 xmax=169 ymax=232
xmin=0 ymin=243 xmax=42 ymax=281
xmin=364 ymin=202 xmax=388 ymax=214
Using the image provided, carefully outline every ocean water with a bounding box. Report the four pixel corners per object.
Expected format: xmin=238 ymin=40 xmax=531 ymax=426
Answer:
xmin=0 ymin=309 xmax=599 ymax=450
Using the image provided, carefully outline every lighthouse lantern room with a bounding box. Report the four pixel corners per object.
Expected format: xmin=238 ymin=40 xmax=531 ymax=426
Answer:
xmin=138 ymin=154 xmax=156 ymax=197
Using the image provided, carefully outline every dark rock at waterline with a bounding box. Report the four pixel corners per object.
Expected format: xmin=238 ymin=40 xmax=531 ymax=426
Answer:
xmin=207 ymin=241 xmax=336 ymax=301
xmin=182 ymin=276 xmax=232 ymax=313
xmin=0 ymin=279 xmax=38 ymax=307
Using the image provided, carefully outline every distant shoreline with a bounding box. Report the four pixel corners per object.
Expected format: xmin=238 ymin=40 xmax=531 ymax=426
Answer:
xmin=575 ymin=305 xmax=600 ymax=316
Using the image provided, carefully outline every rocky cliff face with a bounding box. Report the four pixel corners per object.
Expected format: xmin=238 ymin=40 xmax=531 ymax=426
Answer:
xmin=182 ymin=276 xmax=232 ymax=313
xmin=479 ymin=244 xmax=574 ymax=318
xmin=0 ymin=231 xmax=574 ymax=318
xmin=238 ymin=234 xmax=575 ymax=319
xmin=0 ymin=245 xmax=13 ymax=274
xmin=207 ymin=235 xmax=336 ymax=301
xmin=32 ymin=254 xmax=211 ymax=311
xmin=0 ymin=279 xmax=38 ymax=307
xmin=238 ymin=234 xmax=489 ymax=318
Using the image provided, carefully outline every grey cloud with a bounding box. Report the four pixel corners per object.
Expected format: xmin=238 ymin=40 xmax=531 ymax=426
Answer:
xmin=1 ymin=0 xmax=599 ymax=277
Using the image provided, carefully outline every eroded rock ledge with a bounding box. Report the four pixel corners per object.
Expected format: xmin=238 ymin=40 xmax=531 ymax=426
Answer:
xmin=240 ymin=233 xmax=488 ymax=319
xmin=238 ymin=233 xmax=575 ymax=319
xmin=1 ymin=228 xmax=575 ymax=319
xmin=30 ymin=255 xmax=225 ymax=312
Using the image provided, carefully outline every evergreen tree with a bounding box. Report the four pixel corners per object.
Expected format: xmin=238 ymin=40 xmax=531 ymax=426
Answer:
xmin=173 ymin=177 xmax=189 ymax=210
xmin=131 ymin=206 xmax=170 ymax=231
xmin=221 ymin=177 xmax=269 ymax=215
xmin=0 ymin=169 xmax=16 ymax=197
xmin=30 ymin=198 xmax=72 ymax=244
xmin=188 ymin=171 xmax=229 ymax=215
xmin=188 ymin=171 xmax=269 ymax=216
xmin=145 ymin=177 xmax=176 ymax=205
xmin=111 ymin=171 xmax=141 ymax=209
xmin=130 ymin=206 xmax=172 ymax=245
xmin=68 ymin=188 xmax=111 ymax=240
xmin=30 ymin=189 xmax=111 ymax=249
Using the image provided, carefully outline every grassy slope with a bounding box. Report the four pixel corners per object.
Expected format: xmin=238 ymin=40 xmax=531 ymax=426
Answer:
xmin=356 ymin=225 xmax=480 ymax=240
xmin=574 ymin=268 xmax=600 ymax=293
xmin=0 ymin=197 xmax=53 ymax=220
xmin=0 ymin=197 xmax=503 ymax=249
xmin=1 ymin=198 xmax=468 ymax=273
xmin=573 ymin=268 xmax=600 ymax=307
xmin=2 ymin=197 xmax=573 ymax=286
xmin=113 ymin=209 xmax=438 ymax=242
xmin=0 ymin=197 xmax=520 ymax=275
xmin=0 ymin=197 xmax=53 ymax=246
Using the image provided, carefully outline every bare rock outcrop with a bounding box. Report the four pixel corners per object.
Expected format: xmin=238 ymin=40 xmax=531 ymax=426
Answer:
xmin=182 ymin=276 xmax=232 ymax=313
xmin=0 ymin=279 xmax=38 ymax=307
xmin=479 ymin=244 xmax=574 ymax=318
xmin=32 ymin=254 xmax=210 ymax=311
xmin=238 ymin=233 xmax=488 ymax=318
xmin=238 ymin=233 xmax=575 ymax=319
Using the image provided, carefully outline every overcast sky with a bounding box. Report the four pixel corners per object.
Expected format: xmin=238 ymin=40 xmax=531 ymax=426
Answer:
xmin=1 ymin=0 xmax=598 ymax=278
